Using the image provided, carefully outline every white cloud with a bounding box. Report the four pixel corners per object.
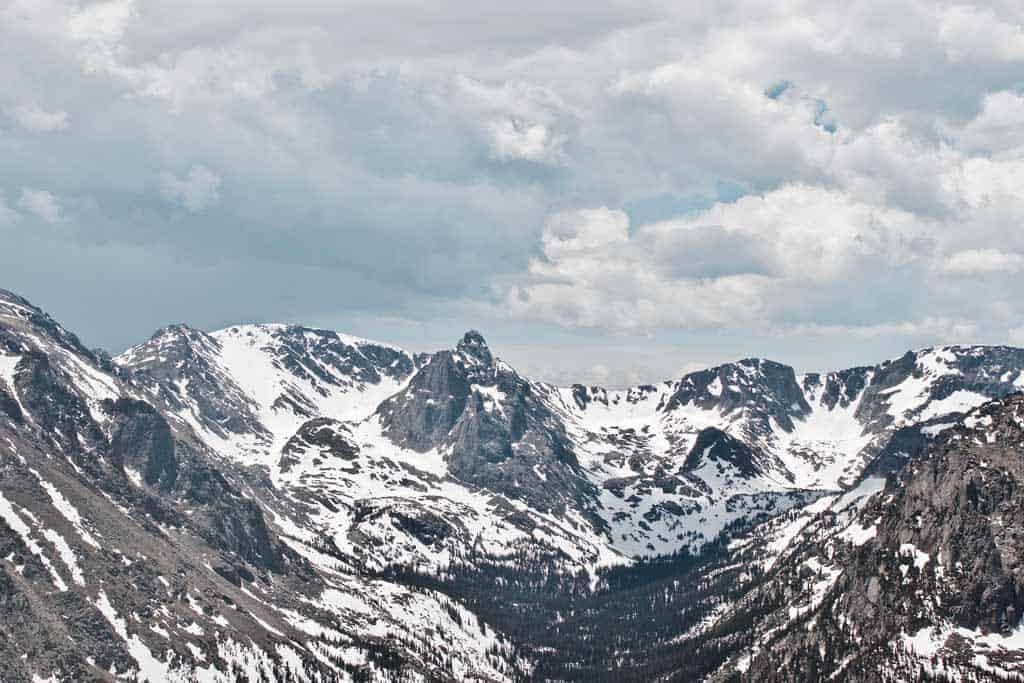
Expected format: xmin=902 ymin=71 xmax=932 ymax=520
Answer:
xmin=957 ymin=90 xmax=1024 ymax=153
xmin=942 ymin=248 xmax=1024 ymax=274
xmin=66 ymin=0 xmax=137 ymax=74
xmin=454 ymin=76 xmax=572 ymax=166
xmin=488 ymin=119 xmax=566 ymax=164
xmin=18 ymin=188 xmax=62 ymax=224
xmin=945 ymin=155 xmax=1024 ymax=213
xmin=0 ymin=193 xmax=20 ymax=225
xmin=541 ymin=208 xmax=629 ymax=258
xmin=829 ymin=119 xmax=959 ymax=216
xmin=66 ymin=0 xmax=135 ymax=44
xmin=938 ymin=5 xmax=1024 ymax=62
xmin=779 ymin=318 xmax=980 ymax=340
xmin=507 ymin=185 xmax=933 ymax=335
xmin=5 ymin=103 xmax=68 ymax=132
xmin=673 ymin=184 xmax=924 ymax=282
xmin=159 ymin=165 xmax=222 ymax=213
xmin=506 ymin=185 xmax=932 ymax=332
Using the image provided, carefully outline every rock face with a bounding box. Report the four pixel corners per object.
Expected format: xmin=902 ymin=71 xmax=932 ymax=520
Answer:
xmin=6 ymin=285 xmax=1024 ymax=681
xmin=693 ymin=395 xmax=1024 ymax=681
xmin=119 ymin=323 xmax=269 ymax=443
xmin=683 ymin=427 xmax=764 ymax=479
xmin=279 ymin=417 xmax=360 ymax=473
xmin=377 ymin=331 xmax=589 ymax=512
xmin=105 ymin=397 xmax=178 ymax=490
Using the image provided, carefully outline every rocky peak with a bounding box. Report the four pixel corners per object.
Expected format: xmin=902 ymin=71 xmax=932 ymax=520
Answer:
xmin=844 ymin=345 xmax=1024 ymax=437
xmin=152 ymin=322 xmax=203 ymax=340
xmin=118 ymin=322 xmax=221 ymax=372
xmin=212 ymin=323 xmax=418 ymax=386
xmin=456 ymin=330 xmax=492 ymax=366
xmin=665 ymin=357 xmax=810 ymax=432
xmin=0 ymin=288 xmax=36 ymax=313
xmin=0 ymin=288 xmax=97 ymax=362
xmin=376 ymin=333 xmax=591 ymax=511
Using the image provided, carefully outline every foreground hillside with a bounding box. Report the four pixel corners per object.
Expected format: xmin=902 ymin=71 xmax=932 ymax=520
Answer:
xmin=2 ymin=286 xmax=1024 ymax=681
xmin=709 ymin=393 xmax=1024 ymax=681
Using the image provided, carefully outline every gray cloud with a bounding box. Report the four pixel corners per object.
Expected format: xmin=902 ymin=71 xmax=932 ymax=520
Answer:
xmin=159 ymin=165 xmax=221 ymax=213
xmin=0 ymin=192 xmax=19 ymax=225
xmin=4 ymin=103 xmax=69 ymax=132
xmin=18 ymin=188 xmax=62 ymax=224
xmin=2 ymin=0 xmax=1024 ymax=384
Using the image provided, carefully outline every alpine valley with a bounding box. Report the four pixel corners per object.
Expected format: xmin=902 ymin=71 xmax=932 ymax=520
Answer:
xmin=3 ymin=286 xmax=1024 ymax=682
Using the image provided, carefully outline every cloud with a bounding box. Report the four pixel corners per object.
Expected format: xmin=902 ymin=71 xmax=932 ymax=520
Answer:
xmin=5 ymin=103 xmax=68 ymax=132
xmin=777 ymin=318 xmax=980 ymax=340
xmin=941 ymin=248 xmax=1024 ymax=274
xmin=159 ymin=165 xmax=222 ymax=213
xmin=488 ymin=119 xmax=566 ymax=164
xmin=541 ymin=208 xmax=629 ymax=257
xmin=505 ymin=185 xmax=932 ymax=332
xmin=66 ymin=0 xmax=136 ymax=43
xmin=955 ymin=90 xmax=1024 ymax=153
xmin=18 ymin=188 xmax=62 ymax=224
xmin=938 ymin=5 xmax=1024 ymax=63
xmin=453 ymin=76 xmax=573 ymax=166
xmin=66 ymin=0 xmax=138 ymax=75
xmin=4 ymin=0 xmax=1024 ymax=378
xmin=945 ymin=155 xmax=1024 ymax=215
xmin=0 ymin=192 xmax=20 ymax=225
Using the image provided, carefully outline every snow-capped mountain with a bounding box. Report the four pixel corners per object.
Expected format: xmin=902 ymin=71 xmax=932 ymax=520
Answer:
xmin=546 ymin=347 xmax=1024 ymax=557
xmin=5 ymin=285 xmax=1024 ymax=681
xmin=117 ymin=322 xmax=421 ymax=466
xmin=0 ymin=291 xmax=522 ymax=682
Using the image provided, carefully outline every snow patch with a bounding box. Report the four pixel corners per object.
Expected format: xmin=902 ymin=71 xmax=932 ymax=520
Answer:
xmin=918 ymin=390 xmax=989 ymax=421
xmin=0 ymin=491 xmax=68 ymax=591
xmin=33 ymin=473 xmax=101 ymax=548
xmin=840 ymin=521 xmax=877 ymax=547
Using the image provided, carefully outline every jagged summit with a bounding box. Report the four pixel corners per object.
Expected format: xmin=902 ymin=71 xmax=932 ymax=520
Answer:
xmin=152 ymin=321 xmax=201 ymax=336
xmin=0 ymin=287 xmax=37 ymax=308
xmin=455 ymin=329 xmax=492 ymax=364
xmin=133 ymin=322 xmax=217 ymax=353
xmin=459 ymin=329 xmax=487 ymax=347
xmin=0 ymin=288 xmax=102 ymax=367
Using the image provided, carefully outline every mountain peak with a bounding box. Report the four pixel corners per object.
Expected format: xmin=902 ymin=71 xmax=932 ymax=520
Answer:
xmin=152 ymin=322 xmax=203 ymax=339
xmin=456 ymin=330 xmax=492 ymax=364
xmin=0 ymin=288 xmax=44 ymax=320
xmin=143 ymin=322 xmax=219 ymax=352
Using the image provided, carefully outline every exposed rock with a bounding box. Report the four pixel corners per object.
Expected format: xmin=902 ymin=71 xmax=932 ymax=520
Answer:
xmin=378 ymin=331 xmax=591 ymax=513
xmin=105 ymin=397 xmax=178 ymax=490
xmin=684 ymin=427 xmax=764 ymax=479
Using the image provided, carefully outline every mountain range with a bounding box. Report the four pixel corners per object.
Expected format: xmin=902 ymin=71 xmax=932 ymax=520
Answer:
xmin=2 ymin=286 xmax=1024 ymax=681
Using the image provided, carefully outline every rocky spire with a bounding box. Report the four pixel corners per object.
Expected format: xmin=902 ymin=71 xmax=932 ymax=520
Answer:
xmin=456 ymin=330 xmax=492 ymax=365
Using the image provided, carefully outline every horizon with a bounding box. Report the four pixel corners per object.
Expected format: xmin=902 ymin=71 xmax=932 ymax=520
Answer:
xmin=4 ymin=285 xmax=1019 ymax=390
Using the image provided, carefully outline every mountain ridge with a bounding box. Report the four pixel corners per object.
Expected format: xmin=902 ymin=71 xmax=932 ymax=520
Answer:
xmin=5 ymin=285 xmax=1024 ymax=681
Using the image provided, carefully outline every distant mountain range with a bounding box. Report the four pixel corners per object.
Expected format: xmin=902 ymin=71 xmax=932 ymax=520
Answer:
xmin=2 ymin=286 xmax=1024 ymax=681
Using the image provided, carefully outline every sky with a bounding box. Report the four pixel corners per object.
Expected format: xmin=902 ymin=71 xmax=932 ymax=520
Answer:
xmin=3 ymin=0 xmax=1024 ymax=386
